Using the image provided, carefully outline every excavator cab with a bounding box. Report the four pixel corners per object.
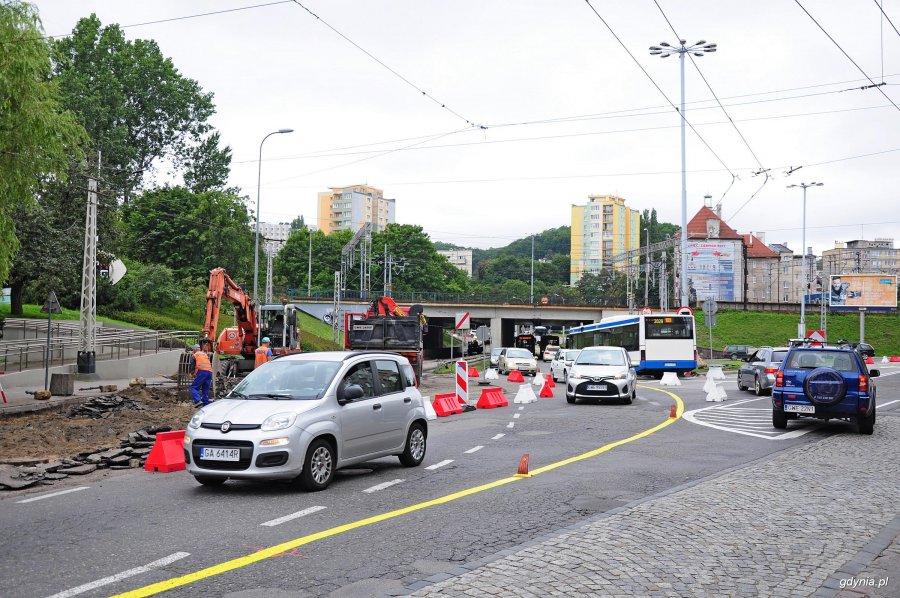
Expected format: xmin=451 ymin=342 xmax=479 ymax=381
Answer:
xmin=258 ymin=303 xmax=300 ymax=351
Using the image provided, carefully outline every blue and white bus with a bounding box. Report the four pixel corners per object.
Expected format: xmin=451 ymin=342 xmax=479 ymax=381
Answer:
xmin=566 ymin=313 xmax=697 ymax=375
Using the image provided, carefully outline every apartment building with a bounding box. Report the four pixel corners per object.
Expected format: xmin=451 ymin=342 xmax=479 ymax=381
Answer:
xmin=821 ymin=238 xmax=899 ymax=276
xmin=317 ymin=185 xmax=396 ymax=234
xmin=570 ymin=195 xmax=640 ymax=284
xmin=257 ymin=221 xmax=292 ymax=255
xmin=769 ymin=242 xmax=816 ymax=303
xmin=437 ymin=249 xmax=473 ymax=277
xmin=742 ymin=233 xmax=780 ymax=302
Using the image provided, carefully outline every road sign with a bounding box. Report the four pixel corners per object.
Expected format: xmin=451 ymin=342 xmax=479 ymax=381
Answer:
xmin=703 ymin=298 xmax=718 ymax=315
xmin=454 ymin=311 xmax=470 ymax=331
xmin=677 ymin=306 xmax=693 ymax=316
xmin=640 ymin=307 xmax=652 ymax=315
xmin=41 ymin=290 xmax=61 ymax=314
xmin=704 ymin=311 xmax=716 ymax=328
xmin=806 ymin=329 xmax=826 ymax=346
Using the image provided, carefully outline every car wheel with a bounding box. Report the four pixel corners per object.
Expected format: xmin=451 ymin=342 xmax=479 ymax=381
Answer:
xmin=193 ymin=475 xmax=226 ymax=487
xmin=754 ymin=376 xmax=765 ymax=396
xmin=737 ymin=376 xmax=748 ymax=391
xmin=566 ymin=394 xmax=576 ymax=404
xmin=772 ymin=408 xmax=788 ymax=430
xmin=622 ymin=388 xmax=633 ymax=405
xmin=399 ymin=423 xmax=427 ymax=467
xmin=857 ymin=406 xmax=875 ymax=435
xmin=552 ymin=370 xmax=558 ymax=382
xmin=298 ymin=439 xmax=335 ymax=491
xmin=632 ymin=386 xmax=637 ymax=401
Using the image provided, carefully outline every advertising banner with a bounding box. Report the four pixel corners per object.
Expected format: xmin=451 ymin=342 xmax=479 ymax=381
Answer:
xmin=686 ymin=240 xmax=742 ymax=302
xmin=829 ymin=274 xmax=897 ymax=310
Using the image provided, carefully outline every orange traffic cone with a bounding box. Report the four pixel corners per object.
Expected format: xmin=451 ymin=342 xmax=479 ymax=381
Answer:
xmin=669 ymin=404 xmax=677 ymax=419
xmin=538 ymin=379 xmax=554 ymax=398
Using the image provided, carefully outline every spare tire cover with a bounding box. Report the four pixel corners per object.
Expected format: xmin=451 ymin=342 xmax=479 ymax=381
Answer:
xmin=804 ymin=367 xmax=846 ymax=405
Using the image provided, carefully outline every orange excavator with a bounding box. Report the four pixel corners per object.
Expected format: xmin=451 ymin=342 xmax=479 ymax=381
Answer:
xmin=200 ymin=268 xmax=301 ymax=372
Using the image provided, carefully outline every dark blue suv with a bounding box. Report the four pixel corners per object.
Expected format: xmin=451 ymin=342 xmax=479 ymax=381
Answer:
xmin=772 ymin=346 xmax=879 ymax=434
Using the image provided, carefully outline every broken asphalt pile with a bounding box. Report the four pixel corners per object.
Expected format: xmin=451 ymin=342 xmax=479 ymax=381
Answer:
xmin=0 ymin=385 xmax=195 ymax=491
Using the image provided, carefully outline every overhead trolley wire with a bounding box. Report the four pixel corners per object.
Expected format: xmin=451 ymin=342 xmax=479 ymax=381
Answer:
xmin=581 ymin=0 xmax=735 ymax=177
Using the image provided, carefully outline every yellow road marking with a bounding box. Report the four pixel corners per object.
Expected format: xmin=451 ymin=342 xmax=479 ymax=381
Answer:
xmin=114 ymin=385 xmax=683 ymax=597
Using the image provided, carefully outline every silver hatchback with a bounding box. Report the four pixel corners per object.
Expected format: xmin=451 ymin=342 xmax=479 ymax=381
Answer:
xmin=185 ymin=351 xmax=428 ymax=490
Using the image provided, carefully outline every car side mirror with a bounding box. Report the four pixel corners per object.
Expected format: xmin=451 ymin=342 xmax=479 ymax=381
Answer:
xmin=338 ymin=384 xmax=365 ymax=405
xmin=869 ymin=369 xmax=880 ymax=378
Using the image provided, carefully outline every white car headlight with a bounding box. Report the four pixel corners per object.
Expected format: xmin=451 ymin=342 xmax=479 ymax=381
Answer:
xmin=261 ymin=412 xmax=297 ymax=431
xmin=612 ymin=372 xmax=626 ymax=380
xmin=188 ymin=411 xmax=204 ymax=429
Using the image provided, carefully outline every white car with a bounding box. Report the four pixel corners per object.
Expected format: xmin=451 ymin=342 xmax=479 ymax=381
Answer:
xmin=498 ymin=348 xmax=538 ymax=375
xmin=566 ymin=346 xmax=637 ymax=405
xmin=550 ymin=349 xmax=581 ymax=383
xmin=542 ymin=345 xmax=560 ymax=362
xmin=489 ymin=347 xmax=504 ymax=368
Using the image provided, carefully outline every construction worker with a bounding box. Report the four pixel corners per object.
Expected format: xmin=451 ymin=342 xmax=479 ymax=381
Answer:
xmin=255 ymin=336 xmax=273 ymax=368
xmin=190 ymin=344 xmax=213 ymax=407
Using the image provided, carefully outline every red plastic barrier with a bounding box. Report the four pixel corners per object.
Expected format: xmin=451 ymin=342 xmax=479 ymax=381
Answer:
xmin=545 ymin=375 xmax=556 ymax=389
xmin=891 ymin=356 xmax=900 ymax=363
xmin=476 ymin=387 xmax=509 ymax=409
xmin=432 ymin=393 xmax=463 ymax=416
xmin=507 ymin=370 xmax=525 ymax=383
xmin=865 ymin=356 xmax=875 ymax=364
xmin=468 ymin=365 xmax=480 ymax=377
xmin=144 ymin=430 xmax=186 ymax=473
xmin=538 ymin=380 xmax=554 ymax=398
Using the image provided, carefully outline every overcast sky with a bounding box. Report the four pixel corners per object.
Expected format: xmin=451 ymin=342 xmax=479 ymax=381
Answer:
xmin=35 ymin=0 xmax=900 ymax=254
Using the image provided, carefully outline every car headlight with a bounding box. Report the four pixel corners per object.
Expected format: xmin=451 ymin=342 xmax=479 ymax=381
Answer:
xmin=569 ymin=369 xmax=581 ymax=379
xmin=188 ymin=411 xmax=204 ymax=429
xmin=612 ymin=372 xmax=626 ymax=380
xmin=261 ymin=412 xmax=297 ymax=431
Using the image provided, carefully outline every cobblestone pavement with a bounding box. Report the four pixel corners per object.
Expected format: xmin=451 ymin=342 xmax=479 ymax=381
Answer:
xmin=408 ymin=417 xmax=900 ymax=597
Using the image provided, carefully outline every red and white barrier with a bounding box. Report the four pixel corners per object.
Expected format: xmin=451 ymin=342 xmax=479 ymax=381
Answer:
xmin=456 ymin=360 xmax=469 ymax=406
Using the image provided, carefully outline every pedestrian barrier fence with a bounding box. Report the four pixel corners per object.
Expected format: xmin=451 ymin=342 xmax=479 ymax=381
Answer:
xmin=513 ymin=384 xmax=538 ymax=404
xmin=660 ymin=372 xmax=681 ymax=386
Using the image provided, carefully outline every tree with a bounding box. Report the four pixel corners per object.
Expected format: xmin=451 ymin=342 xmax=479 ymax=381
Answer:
xmin=576 ymin=270 xmax=628 ymax=305
xmin=290 ymin=214 xmax=306 ymax=232
xmin=184 ymin=131 xmax=232 ymax=193
xmin=275 ymin=227 xmax=352 ymax=292
xmin=371 ymin=225 xmax=470 ymax=295
xmin=121 ymin=186 xmax=255 ymax=284
xmin=0 ymin=1 xmax=85 ymax=296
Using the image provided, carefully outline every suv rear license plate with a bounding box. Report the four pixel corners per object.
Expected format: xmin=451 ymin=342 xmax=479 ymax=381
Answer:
xmin=587 ymin=384 xmax=608 ymax=391
xmin=200 ymin=448 xmax=240 ymax=461
xmin=785 ymin=404 xmax=815 ymax=414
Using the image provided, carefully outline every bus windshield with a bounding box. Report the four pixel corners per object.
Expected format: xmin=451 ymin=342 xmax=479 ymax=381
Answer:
xmin=645 ymin=317 xmax=693 ymax=340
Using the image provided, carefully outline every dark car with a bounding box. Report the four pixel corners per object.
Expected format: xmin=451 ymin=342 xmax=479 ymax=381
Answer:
xmin=772 ymin=346 xmax=879 ymax=434
xmin=723 ymin=344 xmax=753 ymax=360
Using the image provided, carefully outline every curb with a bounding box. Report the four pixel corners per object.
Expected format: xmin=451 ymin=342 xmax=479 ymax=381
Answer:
xmin=389 ymin=429 xmax=835 ymax=596
xmin=813 ymin=514 xmax=900 ymax=598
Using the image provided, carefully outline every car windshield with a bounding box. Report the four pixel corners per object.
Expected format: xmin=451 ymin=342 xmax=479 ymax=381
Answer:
xmin=564 ymin=350 xmax=581 ymax=360
xmin=785 ymin=350 xmax=858 ymax=372
xmin=491 ymin=348 xmax=503 ymax=357
xmin=771 ymin=350 xmax=789 ymax=363
xmin=576 ymin=348 xmax=626 ymax=366
xmin=229 ymin=360 xmax=341 ymax=400
xmin=507 ymin=349 xmax=532 ymax=359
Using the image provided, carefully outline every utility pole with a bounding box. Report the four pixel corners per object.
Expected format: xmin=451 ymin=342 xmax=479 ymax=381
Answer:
xmin=307 ymin=231 xmax=313 ymax=297
xmin=530 ymin=234 xmax=535 ymax=305
xmin=77 ymin=175 xmax=98 ymax=374
xmin=264 ymin=248 xmax=274 ymax=304
xmin=787 ymin=182 xmax=824 ymax=337
xmin=253 ymin=128 xmax=294 ymax=304
xmin=383 ymin=244 xmax=389 ymax=296
xmin=650 ymin=40 xmax=717 ymax=308
xmin=644 ymin=227 xmax=650 ymax=307
xmin=659 ymin=256 xmax=668 ymax=311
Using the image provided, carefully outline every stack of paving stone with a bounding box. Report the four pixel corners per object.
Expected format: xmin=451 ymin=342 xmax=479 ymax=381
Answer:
xmin=0 ymin=426 xmax=172 ymax=490
xmin=67 ymin=395 xmax=145 ymax=419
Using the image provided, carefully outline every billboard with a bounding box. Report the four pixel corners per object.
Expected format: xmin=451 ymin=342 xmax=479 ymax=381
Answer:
xmin=829 ymin=274 xmax=897 ymax=310
xmin=685 ymin=240 xmax=743 ymax=302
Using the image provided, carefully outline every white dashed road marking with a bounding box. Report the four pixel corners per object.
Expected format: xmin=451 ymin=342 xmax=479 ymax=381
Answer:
xmin=17 ymin=486 xmax=90 ymax=504
xmin=45 ymin=552 xmax=190 ymax=598
xmin=260 ymin=505 xmax=327 ymax=527
xmin=425 ymin=460 xmax=453 ymax=471
xmin=513 ymin=413 xmax=520 ymax=419
xmin=491 ymin=433 xmax=505 ymax=440
xmin=362 ymin=479 xmax=404 ymax=493
xmin=879 ymin=399 xmax=900 ymax=408
xmin=463 ymin=446 xmax=483 ymax=454
xmin=518 ymin=406 xmax=524 ymax=411
xmin=506 ymin=422 xmax=515 ymax=429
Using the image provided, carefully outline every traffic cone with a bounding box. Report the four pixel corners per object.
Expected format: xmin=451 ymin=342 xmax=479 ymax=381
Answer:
xmin=538 ymin=379 xmax=554 ymax=398
xmin=546 ymin=375 xmax=556 ymax=389
xmin=669 ymin=404 xmax=677 ymax=419
xmin=516 ymin=453 xmax=532 ymax=477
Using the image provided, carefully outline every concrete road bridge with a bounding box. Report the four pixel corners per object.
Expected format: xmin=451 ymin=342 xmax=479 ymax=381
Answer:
xmin=292 ymin=298 xmax=630 ymax=353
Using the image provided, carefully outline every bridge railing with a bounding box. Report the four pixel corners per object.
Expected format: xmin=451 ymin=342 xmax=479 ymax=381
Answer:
xmin=283 ymin=288 xmax=627 ymax=307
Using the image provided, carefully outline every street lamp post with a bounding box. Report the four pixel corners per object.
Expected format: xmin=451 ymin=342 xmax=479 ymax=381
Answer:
xmin=253 ymin=128 xmax=294 ymax=305
xmin=787 ymin=182 xmax=824 ymax=338
xmin=650 ymin=40 xmax=717 ymax=308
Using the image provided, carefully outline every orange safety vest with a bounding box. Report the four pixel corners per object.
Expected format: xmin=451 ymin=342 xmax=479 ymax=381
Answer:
xmin=193 ymin=350 xmax=212 ymax=373
xmin=254 ymin=344 xmax=270 ymax=368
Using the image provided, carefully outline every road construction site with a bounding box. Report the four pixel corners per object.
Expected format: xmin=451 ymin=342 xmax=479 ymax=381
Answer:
xmin=1 ymin=361 xmax=898 ymax=597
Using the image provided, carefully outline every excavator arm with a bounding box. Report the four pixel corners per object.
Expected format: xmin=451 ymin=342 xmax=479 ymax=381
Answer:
xmin=201 ymin=267 xmax=258 ymax=357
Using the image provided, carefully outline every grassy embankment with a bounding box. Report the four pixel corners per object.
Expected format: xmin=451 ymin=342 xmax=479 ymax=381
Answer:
xmin=694 ymin=309 xmax=899 ymax=356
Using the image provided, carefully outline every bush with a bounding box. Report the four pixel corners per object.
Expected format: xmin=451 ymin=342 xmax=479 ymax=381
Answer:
xmin=98 ymin=260 xmax=181 ymax=312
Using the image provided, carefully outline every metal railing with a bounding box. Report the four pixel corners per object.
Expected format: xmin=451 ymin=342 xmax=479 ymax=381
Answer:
xmin=284 ymin=288 xmax=627 ymax=307
xmin=0 ymin=329 xmax=198 ymax=374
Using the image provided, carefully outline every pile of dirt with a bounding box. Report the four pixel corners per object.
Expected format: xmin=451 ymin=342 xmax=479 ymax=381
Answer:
xmin=0 ymin=385 xmax=195 ymax=462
